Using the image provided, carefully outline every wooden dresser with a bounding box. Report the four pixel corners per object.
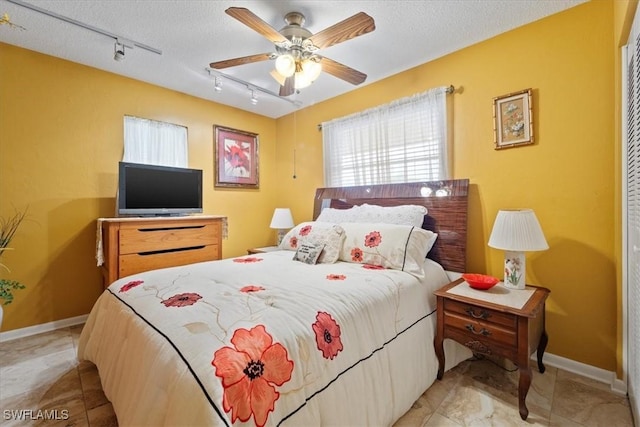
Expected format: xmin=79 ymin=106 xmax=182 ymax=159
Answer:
xmin=98 ymin=215 xmax=225 ymax=288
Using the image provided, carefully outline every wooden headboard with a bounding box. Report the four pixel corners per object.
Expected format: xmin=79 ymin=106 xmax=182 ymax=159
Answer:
xmin=313 ymin=179 xmax=469 ymax=272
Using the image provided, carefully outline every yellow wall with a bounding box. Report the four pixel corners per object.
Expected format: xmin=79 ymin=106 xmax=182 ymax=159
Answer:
xmin=0 ymin=43 xmax=279 ymax=332
xmin=276 ymin=1 xmax=618 ymax=372
xmin=0 ymin=0 xmax=627 ymax=374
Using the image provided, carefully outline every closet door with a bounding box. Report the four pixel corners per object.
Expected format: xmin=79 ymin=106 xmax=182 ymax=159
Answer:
xmin=626 ymin=10 xmax=640 ymax=424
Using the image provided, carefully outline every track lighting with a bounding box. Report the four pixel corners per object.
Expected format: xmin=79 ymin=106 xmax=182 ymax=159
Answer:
xmin=214 ymin=77 xmax=222 ymax=92
xmin=206 ymin=68 xmax=302 ymax=107
xmin=114 ymin=41 xmax=125 ymax=61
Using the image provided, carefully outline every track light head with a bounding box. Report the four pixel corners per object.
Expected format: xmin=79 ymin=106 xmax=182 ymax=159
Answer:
xmin=214 ymin=77 xmax=222 ymax=92
xmin=250 ymin=90 xmax=258 ymax=105
xmin=114 ymin=41 xmax=125 ymax=61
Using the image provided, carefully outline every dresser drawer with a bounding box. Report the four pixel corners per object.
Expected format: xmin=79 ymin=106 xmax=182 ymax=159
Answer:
xmin=119 ymin=223 xmax=220 ymax=254
xmin=444 ymin=299 xmax=516 ymax=329
xmin=119 ymin=244 xmax=219 ymax=278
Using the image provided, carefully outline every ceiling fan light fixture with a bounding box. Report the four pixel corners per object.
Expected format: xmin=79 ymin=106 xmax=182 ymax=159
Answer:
xmin=302 ymin=59 xmax=322 ymax=82
xmin=275 ymin=54 xmax=296 ymax=77
xmin=294 ymin=71 xmax=312 ymax=89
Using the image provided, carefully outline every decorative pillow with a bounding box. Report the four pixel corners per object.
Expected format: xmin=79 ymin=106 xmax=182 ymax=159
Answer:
xmin=279 ymin=222 xmax=345 ymax=263
xmin=339 ymin=222 xmax=438 ymax=277
xmin=316 ymin=204 xmax=427 ymax=227
xmin=292 ymin=242 xmax=324 ymax=265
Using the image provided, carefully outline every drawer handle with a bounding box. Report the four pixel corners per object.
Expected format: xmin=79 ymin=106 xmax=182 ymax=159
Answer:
xmin=465 ymin=324 xmax=491 ymax=336
xmin=465 ymin=307 xmax=490 ymax=319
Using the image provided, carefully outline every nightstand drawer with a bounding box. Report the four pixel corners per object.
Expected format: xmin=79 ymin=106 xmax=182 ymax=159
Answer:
xmin=444 ymin=299 xmax=517 ymax=329
xmin=444 ymin=311 xmax=517 ymax=348
xmin=445 ymin=327 xmax=517 ymax=360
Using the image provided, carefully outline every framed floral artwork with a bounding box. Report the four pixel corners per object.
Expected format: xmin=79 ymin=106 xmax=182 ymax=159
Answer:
xmin=214 ymin=125 xmax=259 ymax=188
xmin=493 ymin=88 xmax=533 ymax=149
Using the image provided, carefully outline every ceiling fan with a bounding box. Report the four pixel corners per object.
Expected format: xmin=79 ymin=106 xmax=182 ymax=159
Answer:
xmin=209 ymin=7 xmax=375 ymax=97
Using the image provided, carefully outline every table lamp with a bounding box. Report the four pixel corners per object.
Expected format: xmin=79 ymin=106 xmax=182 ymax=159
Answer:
xmin=270 ymin=208 xmax=294 ymax=246
xmin=488 ymin=209 xmax=548 ymax=290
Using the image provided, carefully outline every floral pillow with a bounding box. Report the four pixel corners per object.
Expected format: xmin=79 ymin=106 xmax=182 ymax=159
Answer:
xmin=338 ymin=222 xmax=438 ymax=277
xmin=279 ymin=222 xmax=345 ymax=264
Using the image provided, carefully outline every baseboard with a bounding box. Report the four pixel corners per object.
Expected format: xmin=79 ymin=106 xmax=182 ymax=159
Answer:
xmin=538 ymin=352 xmax=628 ymax=395
xmin=0 ymin=314 xmax=88 ymax=343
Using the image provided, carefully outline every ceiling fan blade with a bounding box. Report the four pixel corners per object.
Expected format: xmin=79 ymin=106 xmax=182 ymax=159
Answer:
xmin=209 ymin=53 xmax=271 ymax=69
xmin=280 ymin=76 xmax=295 ymax=97
xmin=308 ymin=12 xmax=375 ymax=50
xmin=226 ymin=7 xmax=288 ymax=45
xmin=319 ymin=57 xmax=367 ymax=85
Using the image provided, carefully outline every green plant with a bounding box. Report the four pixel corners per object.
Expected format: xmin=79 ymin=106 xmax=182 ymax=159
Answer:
xmin=0 ymin=208 xmax=27 ymax=305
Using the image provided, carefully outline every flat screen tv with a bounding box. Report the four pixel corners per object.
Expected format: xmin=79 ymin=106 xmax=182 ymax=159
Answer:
xmin=117 ymin=162 xmax=203 ymax=216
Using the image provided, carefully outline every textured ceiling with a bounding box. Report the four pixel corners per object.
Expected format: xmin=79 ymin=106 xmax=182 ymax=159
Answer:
xmin=0 ymin=0 xmax=586 ymax=118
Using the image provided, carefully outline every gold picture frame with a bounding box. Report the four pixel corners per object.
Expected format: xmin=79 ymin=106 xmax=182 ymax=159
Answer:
xmin=214 ymin=125 xmax=259 ymax=188
xmin=493 ymin=88 xmax=533 ymax=149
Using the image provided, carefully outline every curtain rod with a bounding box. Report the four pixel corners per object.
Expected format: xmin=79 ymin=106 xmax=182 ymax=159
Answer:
xmin=317 ymin=85 xmax=456 ymax=131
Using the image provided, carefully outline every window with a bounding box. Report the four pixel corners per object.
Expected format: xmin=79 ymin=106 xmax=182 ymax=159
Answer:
xmin=123 ymin=116 xmax=188 ymax=167
xmin=322 ymin=86 xmax=449 ymax=187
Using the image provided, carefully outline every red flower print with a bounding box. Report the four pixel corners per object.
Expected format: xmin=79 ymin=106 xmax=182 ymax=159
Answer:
xmin=212 ymin=325 xmax=294 ymax=427
xmin=289 ymin=236 xmax=298 ymax=248
xmin=364 ymin=231 xmax=382 ymax=248
xmin=240 ymin=285 xmax=265 ymax=293
xmin=326 ymin=274 xmax=346 ymax=281
xmin=161 ymin=292 xmax=202 ymax=307
xmin=350 ymin=247 xmax=364 ymax=262
xmin=363 ymin=264 xmax=385 ymax=270
xmin=233 ymin=257 xmax=263 ymax=263
xmin=312 ymin=312 xmax=343 ymax=360
xmin=299 ymin=225 xmax=312 ymax=236
xmin=225 ymin=142 xmax=250 ymax=170
xmin=119 ymin=280 xmax=143 ymax=293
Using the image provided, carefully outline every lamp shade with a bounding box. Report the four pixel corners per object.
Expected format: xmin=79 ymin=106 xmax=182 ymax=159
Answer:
xmin=270 ymin=208 xmax=294 ymax=229
xmin=488 ymin=209 xmax=548 ymax=251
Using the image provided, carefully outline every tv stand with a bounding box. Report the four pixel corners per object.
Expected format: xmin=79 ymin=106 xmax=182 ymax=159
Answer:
xmin=98 ymin=215 xmax=225 ymax=288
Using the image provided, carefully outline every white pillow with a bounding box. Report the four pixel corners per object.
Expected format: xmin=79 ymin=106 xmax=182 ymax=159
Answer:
xmin=317 ymin=204 xmax=427 ymax=227
xmin=316 ymin=206 xmax=362 ymax=223
xmin=339 ymin=222 xmax=437 ymax=277
xmin=357 ymin=204 xmax=428 ymax=227
xmin=279 ymin=222 xmax=345 ymax=264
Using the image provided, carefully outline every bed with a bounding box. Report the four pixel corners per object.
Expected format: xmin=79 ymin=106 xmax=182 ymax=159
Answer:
xmin=78 ymin=180 xmax=472 ymax=426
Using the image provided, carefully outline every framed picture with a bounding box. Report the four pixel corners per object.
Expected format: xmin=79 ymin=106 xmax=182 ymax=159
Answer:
xmin=214 ymin=125 xmax=259 ymax=188
xmin=493 ymin=88 xmax=533 ymax=149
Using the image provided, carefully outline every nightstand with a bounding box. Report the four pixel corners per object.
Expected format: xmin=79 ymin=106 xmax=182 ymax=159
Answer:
xmin=434 ymin=278 xmax=550 ymax=420
xmin=247 ymin=246 xmax=280 ymax=255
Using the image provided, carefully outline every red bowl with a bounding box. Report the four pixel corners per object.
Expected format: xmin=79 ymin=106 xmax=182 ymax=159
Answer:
xmin=462 ymin=273 xmax=499 ymax=290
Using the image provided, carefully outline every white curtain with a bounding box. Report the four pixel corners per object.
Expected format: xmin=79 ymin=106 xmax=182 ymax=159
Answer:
xmin=123 ymin=116 xmax=188 ymax=167
xmin=322 ymin=86 xmax=449 ymax=187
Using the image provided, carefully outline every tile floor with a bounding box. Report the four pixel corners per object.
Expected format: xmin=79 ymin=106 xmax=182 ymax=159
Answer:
xmin=0 ymin=325 xmax=635 ymax=426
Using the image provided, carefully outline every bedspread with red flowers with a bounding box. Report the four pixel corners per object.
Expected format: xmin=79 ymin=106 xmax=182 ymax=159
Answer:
xmin=78 ymin=250 xmax=462 ymax=426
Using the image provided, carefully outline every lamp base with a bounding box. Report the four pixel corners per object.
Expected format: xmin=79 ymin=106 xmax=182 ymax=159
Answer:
xmin=276 ymin=229 xmax=287 ymax=246
xmin=503 ymin=250 xmax=526 ymax=290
